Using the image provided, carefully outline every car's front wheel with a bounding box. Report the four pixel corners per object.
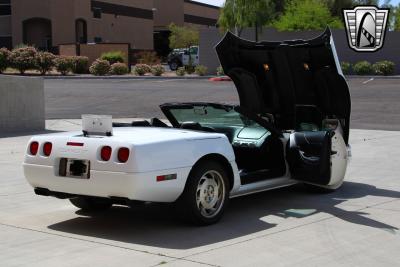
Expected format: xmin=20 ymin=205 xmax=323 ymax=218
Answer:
xmin=69 ymin=197 xmax=112 ymax=211
xmin=177 ymin=160 xmax=230 ymax=225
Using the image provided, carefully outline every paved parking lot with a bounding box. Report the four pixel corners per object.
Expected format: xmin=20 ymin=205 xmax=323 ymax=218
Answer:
xmin=45 ymin=78 xmax=400 ymax=131
xmin=1 ymin=78 xmax=400 ymax=266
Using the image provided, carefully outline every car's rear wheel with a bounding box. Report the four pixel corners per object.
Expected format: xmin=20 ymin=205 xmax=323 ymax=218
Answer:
xmin=177 ymin=160 xmax=229 ymax=225
xmin=69 ymin=197 xmax=112 ymax=211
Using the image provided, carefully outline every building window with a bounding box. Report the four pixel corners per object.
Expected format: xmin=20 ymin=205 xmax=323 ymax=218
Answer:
xmin=0 ymin=4 xmax=11 ymax=16
xmin=93 ymin=7 xmax=102 ymax=19
xmin=94 ymin=37 xmax=102 ymax=43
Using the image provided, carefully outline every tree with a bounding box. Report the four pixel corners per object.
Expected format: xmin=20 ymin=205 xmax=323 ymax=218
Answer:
xmin=168 ymin=23 xmax=199 ymax=69
xmin=275 ymin=0 xmax=343 ymax=31
xmin=324 ymin=0 xmax=355 ymax=18
xmin=394 ymin=5 xmax=400 ymax=31
xmin=218 ymin=0 xmax=276 ymax=36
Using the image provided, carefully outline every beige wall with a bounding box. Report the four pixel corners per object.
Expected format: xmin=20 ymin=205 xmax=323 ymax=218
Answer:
xmin=11 ymin=0 xmax=153 ymax=49
xmin=101 ymin=0 xmax=153 ymax=9
xmin=9 ymin=0 xmax=218 ymax=50
xmin=92 ymin=13 xmax=153 ymax=50
xmin=154 ymin=0 xmax=184 ymax=28
xmin=184 ymin=2 xmax=220 ymax=19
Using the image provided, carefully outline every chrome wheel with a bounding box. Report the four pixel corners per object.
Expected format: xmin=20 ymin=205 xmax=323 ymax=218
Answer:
xmin=196 ymin=170 xmax=226 ymax=218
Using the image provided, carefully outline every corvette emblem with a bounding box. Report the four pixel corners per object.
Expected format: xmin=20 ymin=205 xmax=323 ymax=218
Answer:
xmin=343 ymin=6 xmax=389 ymax=52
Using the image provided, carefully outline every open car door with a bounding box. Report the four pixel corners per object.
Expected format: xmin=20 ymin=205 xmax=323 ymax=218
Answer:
xmin=216 ymin=28 xmax=351 ymax=186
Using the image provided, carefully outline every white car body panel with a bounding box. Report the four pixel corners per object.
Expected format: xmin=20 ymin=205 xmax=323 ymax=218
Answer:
xmin=23 ymin=125 xmax=350 ymax=202
xmin=23 ymin=127 xmax=241 ymax=202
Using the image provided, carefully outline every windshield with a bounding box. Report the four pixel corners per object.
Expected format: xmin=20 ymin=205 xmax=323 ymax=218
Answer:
xmin=168 ymin=105 xmax=264 ymax=129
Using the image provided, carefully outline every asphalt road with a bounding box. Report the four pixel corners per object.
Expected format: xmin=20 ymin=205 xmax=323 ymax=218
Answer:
xmin=45 ymin=78 xmax=400 ymax=131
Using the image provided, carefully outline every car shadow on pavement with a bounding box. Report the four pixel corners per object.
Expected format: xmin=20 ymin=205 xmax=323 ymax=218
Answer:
xmin=48 ymin=181 xmax=400 ymax=249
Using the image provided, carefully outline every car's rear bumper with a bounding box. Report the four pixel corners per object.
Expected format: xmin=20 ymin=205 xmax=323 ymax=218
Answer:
xmin=23 ymin=163 xmax=191 ymax=202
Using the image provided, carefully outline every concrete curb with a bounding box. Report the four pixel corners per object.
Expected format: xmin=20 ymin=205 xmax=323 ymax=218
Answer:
xmin=43 ymin=75 xmax=218 ymax=80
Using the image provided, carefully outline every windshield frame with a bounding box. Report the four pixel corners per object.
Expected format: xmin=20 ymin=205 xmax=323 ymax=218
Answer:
xmin=160 ymin=102 xmax=282 ymax=137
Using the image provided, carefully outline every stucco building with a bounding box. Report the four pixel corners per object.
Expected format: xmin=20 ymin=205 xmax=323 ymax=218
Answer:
xmin=0 ymin=0 xmax=219 ymax=53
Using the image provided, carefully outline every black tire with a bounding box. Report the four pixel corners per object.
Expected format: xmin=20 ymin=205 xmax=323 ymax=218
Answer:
xmin=69 ymin=197 xmax=112 ymax=211
xmin=169 ymin=60 xmax=181 ymax=71
xmin=177 ymin=160 xmax=230 ymax=225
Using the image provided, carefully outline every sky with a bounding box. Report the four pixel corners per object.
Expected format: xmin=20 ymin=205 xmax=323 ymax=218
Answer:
xmin=193 ymin=0 xmax=400 ymax=7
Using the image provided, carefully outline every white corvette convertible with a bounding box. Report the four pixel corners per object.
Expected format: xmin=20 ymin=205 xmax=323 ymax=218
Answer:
xmin=24 ymin=29 xmax=351 ymax=225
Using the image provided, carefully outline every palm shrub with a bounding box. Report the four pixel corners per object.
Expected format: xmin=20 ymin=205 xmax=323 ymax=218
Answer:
xmin=0 ymin=47 xmax=10 ymax=73
xmin=195 ymin=65 xmax=208 ymax=76
xmin=89 ymin=59 xmax=111 ymax=76
xmin=176 ymin=67 xmax=186 ymax=76
xmin=54 ymin=56 xmax=74 ymax=75
xmin=35 ymin=51 xmax=55 ymax=75
xmin=9 ymin=46 xmax=37 ymax=74
xmin=353 ymin=61 xmax=373 ymax=75
xmin=110 ymin=62 xmax=129 ymax=75
xmin=100 ymin=51 xmax=125 ymax=64
xmin=340 ymin=61 xmax=352 ymax=75
xmin=134 ymin=64 xmax=151 ymax=76
xmin=72 ymin=56 xmax=89 ymax=74
xmin=151 ymin=65 xmax=165 ymax=76
xmin=372 ymin=61 xmax=395 ymax=76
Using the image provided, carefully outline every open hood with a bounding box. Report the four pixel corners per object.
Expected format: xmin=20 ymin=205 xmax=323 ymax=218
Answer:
xmin=216 ymin=28 xmax=351 ymax=143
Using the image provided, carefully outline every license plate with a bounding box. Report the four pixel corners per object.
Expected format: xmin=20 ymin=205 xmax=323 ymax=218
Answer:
xmin=59 ymin=158 xmax=90 ymax=179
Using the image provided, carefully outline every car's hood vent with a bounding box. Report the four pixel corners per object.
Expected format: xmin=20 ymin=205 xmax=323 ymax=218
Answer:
xmin=215 ymin=28 xmax=351 ymax=143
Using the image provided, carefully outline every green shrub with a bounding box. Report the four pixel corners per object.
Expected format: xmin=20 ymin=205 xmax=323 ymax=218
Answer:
xmin=137 ymin=51 xmax=160 ymax=65
xmin=9 ymin=46 xmax=37 ymax=74
xmin=340 ymin=61 xmax=351 ymax=75
xmin=89 ymin=59 xmax=111 ymax=76
xmin=176 ymin=67 xmax=186 ymax=76
xmin=353 ymin=61 xmax=373 ymax=75
xmin=54 ymin=56 xmax=74 ymax=75
xmin=134 ymin=64 xmax=151 ymax=76
xmin=72 ymin=56 xmax=89 ymax=74
xmin=110 ymin=62 xmax=129 ymax=75
xmin=100 ymin=51 xmax=125 ymax=64
xmin=195 ymin=65 xmax=208 ymax=76
xmin=216 ymin=65 xmax=224 ymax=76
xmin=372 ymin=60 xmax=395 ymax=76
xmin=0 ymin=47 xmax=10 ymax=73
xmin=151 ymin=64 xmax=165 ymax=76
xmin=35 ymin=51 xmax=55 ymax=75
xmin=185 ymin=65 xmax=195 ymax=74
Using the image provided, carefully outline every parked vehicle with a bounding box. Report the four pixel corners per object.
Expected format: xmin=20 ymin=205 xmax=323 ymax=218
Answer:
xmin=23 ymin=29 xmax=351 ymax=225
xmin=167 ymin=46 xmax=199 ymax=70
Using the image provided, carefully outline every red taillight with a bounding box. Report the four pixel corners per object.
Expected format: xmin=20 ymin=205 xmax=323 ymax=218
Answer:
xmin=43 ymin=142 xmax=52 ymax=157
xmin=30 ymin=142 xmax=39 ymax=155
xmin=101 ymin=146 xmax=112 ymax=161
xmin=118 ymin=147 xmax=130 ymax=163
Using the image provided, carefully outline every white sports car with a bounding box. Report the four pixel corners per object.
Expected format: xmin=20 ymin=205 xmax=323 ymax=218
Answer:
xmin=23 ymin=29 xmax=351 ymax=225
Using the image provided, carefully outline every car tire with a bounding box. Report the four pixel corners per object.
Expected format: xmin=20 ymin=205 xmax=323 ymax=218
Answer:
xmin=177 ymin=160 xmax=230 ymax=225
xmin=69 ymin=197 xmax=112 ymax=211
xmin=169 ymin=61 xmax=180 ymax=71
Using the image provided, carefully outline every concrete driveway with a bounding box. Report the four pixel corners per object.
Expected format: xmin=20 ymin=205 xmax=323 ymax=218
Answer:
xmin=0 ymin=120 xmax=399 ymax=266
